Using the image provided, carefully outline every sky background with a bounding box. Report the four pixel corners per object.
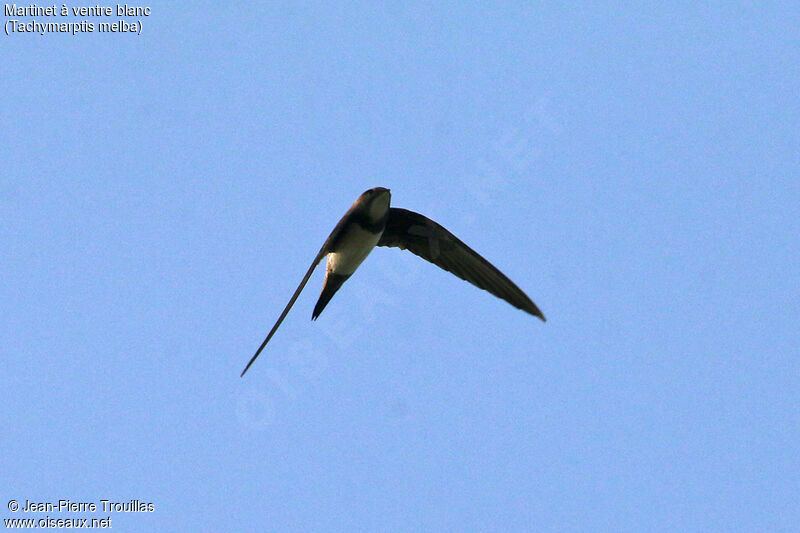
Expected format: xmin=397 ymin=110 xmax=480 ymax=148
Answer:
xmin=2 ymin=3 xmax=799 ymax=532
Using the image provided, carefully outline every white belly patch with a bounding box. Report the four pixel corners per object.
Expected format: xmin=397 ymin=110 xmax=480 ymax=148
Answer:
xmin=328 ymin=226 xmax=382 ymax=275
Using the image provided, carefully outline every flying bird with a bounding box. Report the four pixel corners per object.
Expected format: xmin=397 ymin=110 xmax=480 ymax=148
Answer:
xmin=240 ymin=187 xmax=545 ymax=376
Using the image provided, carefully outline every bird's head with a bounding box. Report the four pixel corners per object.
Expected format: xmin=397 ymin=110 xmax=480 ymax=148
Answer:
xmin=359 ymin=187 xmax=391 ymax=221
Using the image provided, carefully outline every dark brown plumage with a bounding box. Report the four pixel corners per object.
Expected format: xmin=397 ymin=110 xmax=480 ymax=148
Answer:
xmin=378 ymin=208 xmax=545 ymax=321
xmin=241 ymin=188 xmax=544 ymax=377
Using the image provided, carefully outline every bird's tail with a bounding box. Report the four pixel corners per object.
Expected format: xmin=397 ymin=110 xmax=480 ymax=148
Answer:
xmin=312 ymin=272 xmax=350 ymax=320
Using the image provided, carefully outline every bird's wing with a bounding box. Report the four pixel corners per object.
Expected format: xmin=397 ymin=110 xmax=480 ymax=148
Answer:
xmin=240 ymin=245 xmax=328 ymax=377
xmin=377 ymin=208 xmax=545 ymax=321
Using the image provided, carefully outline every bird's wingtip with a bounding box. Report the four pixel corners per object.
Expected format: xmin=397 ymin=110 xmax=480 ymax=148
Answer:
xmin=529 ymin=305 xmax=546 ymax=322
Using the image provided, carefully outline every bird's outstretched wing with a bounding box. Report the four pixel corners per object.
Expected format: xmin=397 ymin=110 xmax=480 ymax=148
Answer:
xmin=240 ymin=245 xmax=327 ymax=377
xmin=241 ymin=197 xmax=372 ymax=377
xmin=377 ymin=208 xmax=545 ymax=321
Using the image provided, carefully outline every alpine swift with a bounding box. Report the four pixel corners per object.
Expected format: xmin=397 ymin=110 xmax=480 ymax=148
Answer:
xmin=240 ymin=187 xmax=545 ymax=376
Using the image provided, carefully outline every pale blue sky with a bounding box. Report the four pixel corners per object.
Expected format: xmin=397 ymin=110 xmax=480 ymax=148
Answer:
xmin=2 ymin=3 xmax=799 ymax=531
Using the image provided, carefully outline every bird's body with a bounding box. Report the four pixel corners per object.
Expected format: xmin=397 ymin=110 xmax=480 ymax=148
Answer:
xmin=312 ymin=188 xmax=390 ymax=319
xmin=240 ymin=187 xmax=544 ymax=377
xmin=327 ymin=224 xmax=383 ymax=276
